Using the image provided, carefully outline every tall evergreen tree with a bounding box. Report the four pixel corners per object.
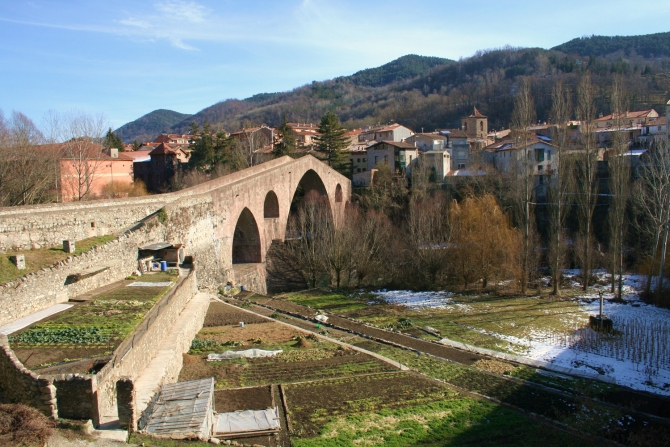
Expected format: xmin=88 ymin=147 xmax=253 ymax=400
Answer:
xmin=315 ymin=112 xmax=350 ymax=177
xmin=273 ymin=116 xmax=296 ymax=158
xmin=102 ymin=128 xmax=124 ymax=151
xmin=188 ymin=121 xmax=218 ymax=171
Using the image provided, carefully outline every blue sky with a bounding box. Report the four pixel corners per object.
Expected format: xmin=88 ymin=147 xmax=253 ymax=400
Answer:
xmin=1 ymin=0 xmax=668 ymax=130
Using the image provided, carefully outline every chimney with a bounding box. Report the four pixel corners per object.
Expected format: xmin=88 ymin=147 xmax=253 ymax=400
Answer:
xmin=110 ymin=148 xmax=118 ymax=158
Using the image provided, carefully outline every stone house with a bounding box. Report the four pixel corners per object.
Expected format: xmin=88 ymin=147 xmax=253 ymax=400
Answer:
xmin=482 ymin=136 xmax=558 ymax=185
xmin=419 ymin=150 xmax=451 ymax=183
xmin=287 ymin=123 xmax=320 ymax=148
xmin=366 ymin=141 xmax=418 ymax=175
xmin=133 ymin=143 xmax=190 ymax=192
xmin=405 ymin=133 xmax=447 ymax=151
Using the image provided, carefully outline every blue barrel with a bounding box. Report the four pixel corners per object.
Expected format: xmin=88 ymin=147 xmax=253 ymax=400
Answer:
xmin=160 ymin=261 xmax=168 ymax=271
xmin=241 ymin=285 xmax=245 ymax=292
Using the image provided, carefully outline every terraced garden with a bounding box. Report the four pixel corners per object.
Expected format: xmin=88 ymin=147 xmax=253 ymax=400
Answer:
xmin=180 ymin=318 xmax=397 ymax=388
xmin=9 ymin=271 xmax=177 ymax=373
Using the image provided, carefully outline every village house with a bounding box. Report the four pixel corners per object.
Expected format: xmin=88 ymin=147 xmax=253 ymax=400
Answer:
xmin=372 ymin=123 xmax=414 ymax=142
xmin=482 ymin=136 xmax=558 ymax=187
xmin=406 ymin=133 xmax=447 ymax=151
xmin=287 ymin=123 xmax=320 ymax=148
xmin=133 ymin=143 xmax=190 ymax=192
xmin=419 ymin=150 xmax=451 ymax=183
xmin=154 ymin=133 xmax=195 ymax=145
xmin=366 ymin=140 xmax=418 ymax=175
xmin=594 ymin=109 xmax=659 ymax=129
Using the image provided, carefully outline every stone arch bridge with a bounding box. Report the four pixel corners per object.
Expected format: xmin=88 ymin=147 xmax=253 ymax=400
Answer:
xmin=0 ymin=155 xmax=351 ymax=294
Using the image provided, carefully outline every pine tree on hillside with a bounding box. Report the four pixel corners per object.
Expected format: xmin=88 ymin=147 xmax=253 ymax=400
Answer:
xmin=273 ymin=115 xmax=296 ymax=158
xmin=103 ymin=128 xmax=124 ymax=151
xmin=315 ymin=111 xmax=350 ymax=177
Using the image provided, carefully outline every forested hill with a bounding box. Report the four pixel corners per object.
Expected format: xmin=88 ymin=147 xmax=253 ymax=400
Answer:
xmin=552 ymin=32 xmax=670 ymax=58
xmin=117 ymin=32 xmax=670 ymax=142
xmin=115 ymin=109 xmax=192 ymax=143
xmin=344 ymin=54 xmax=453 ymax=87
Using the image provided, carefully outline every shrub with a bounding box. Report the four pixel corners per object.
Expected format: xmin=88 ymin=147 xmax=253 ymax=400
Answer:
xmin=0 ymin=404 xmax=55 ymax=447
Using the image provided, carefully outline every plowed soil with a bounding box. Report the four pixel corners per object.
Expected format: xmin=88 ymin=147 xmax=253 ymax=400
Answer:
xmin=197 ymin=321 xmax=302 ymax=345
xmin=204 ymin=302 xmax=269 ymax=327
xmin=214 ymin=386 xmax=273 ymax=413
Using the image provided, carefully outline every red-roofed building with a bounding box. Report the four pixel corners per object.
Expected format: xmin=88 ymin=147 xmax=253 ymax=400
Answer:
xmin=133 ymin=143 xmax=190 ymax=192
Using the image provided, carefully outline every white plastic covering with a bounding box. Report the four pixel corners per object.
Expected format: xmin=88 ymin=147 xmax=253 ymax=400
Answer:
xmin=215 ymin=408 xmax=280 ymax=435
xmin=315 ymin=314 xmax=328 ymax=323
xmin=207 ymin=349 xmax=283 ymax=361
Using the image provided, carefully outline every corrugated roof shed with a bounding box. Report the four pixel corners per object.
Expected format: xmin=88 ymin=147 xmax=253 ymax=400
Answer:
xmin=141 ymin=378 xmax=214 ymax=441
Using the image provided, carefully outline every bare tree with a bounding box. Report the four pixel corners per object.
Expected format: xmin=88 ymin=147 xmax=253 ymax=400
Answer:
xmin=634 ymin=138 xmax=670 ymax=298
xmin=547 ymin=81 xmax=574 ymax=295
xmin=2 ymin=112 xmax=55 ymax=206
xmin=606 ymin=76 xmax=631 ymax=297
xmin=406 ymin=193 xmax=451 ymax=287
xmin=575 ymin=74 xmax=599 ymax=291
xmin=510 ymin=77 xmax=536 ymax=294
xmin=350 ymin=209 xmax=393 ymax=287
xmin=284 ymin=191 xmax=331 ymax=288
xmin=56 ymin=111 xmax=108 ymax=201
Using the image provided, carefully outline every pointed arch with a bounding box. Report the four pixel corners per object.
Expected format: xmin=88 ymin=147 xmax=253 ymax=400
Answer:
xmin=335 ymin=184 xmax=343 ymax=203
xmin=232 ymin=208 xmax=261 ymax=264
xmin=264 ymin=190 xmax=280 ymax=218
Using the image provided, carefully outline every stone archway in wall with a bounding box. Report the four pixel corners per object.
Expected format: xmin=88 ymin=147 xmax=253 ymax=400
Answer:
xmin=232 ymin=208 xmax=261 ymax=264
xmin=265 ymin=169 xmax=331 ymax=293
xmin=263 ymin=190 xmax=280 ymax=218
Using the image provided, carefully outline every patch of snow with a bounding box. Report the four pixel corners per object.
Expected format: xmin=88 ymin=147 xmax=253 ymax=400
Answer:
xmin=372 ymin=290 xmax=467 ymax=311
xmin=372 ymin=273 xmax=670 ymax=396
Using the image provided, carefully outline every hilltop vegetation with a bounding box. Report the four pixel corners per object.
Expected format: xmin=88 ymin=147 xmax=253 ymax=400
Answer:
xmin=117 ymin=32 xmax=670 ymax=142
xmin=114 ymin=109 xmax=192 ymax=143
xmin=552 ymin=31 xmax=670 ymax=58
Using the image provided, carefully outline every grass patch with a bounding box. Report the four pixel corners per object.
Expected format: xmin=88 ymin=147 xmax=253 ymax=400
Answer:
xmin=0 ymin=235 xmax=116 ymax=285
xmin=293 ymin=398 xmax=591 ymax=447
xmin=286 ymin=291 xmax=370 ymax=313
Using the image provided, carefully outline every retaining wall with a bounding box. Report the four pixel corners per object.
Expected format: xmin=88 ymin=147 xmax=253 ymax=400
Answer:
xmin=0 ymin=335 xmax=57 ymax=419
xmin=0 ymin=216 xmax=167 ymax=327
xmin=92 ymin=268 xmax=198 ymax=423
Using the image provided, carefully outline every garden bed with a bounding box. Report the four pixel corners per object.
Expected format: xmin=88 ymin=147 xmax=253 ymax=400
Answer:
xmin=8 ymin=271 xmax=177 ymax=372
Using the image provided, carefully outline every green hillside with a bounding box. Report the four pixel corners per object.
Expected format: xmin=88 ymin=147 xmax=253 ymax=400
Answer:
xmin=552 ymin=32 xmax=670 ymax=58
xmin=115 ymin=109 xmax=192 ymax=143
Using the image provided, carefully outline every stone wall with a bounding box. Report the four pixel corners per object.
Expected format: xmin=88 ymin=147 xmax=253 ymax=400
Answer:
xmin=0 ymin=215 xmax=167 ymax=327
xmin=92 ymin=267 xmax=198 ymax=423
xmin=0 ymin=197 xmax=171 ymax=252
xmin=0 ymin=335 xmax=57 ymax=419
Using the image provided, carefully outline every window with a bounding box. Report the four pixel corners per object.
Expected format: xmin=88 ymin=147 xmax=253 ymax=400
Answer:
xmin=409 ymin=155 xmax=413 ymax=162
xmin=535 ymin=149 xmax=545 ymax=162
xmin=547 ymin=150 xmax=552 ymax=161
xmin=538 ymin=164 xmax=543 ymax=171
xmin=458 ymin=163 xmax=466 ymax=169
xmin=357 ymin=168 xmax=361 ymax=173
xmin=357 ymin=158 xmax=360 ymax=162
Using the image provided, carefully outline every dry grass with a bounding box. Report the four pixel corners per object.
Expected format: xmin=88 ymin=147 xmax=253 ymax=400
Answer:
xmin=0 ymin=404 xmax=55 ymax=447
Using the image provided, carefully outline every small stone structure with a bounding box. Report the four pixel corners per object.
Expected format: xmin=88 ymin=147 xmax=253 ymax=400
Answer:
xmin=63 ymin=240 xmax=75 ymax=253
xmin=10 ymin=254 xmax=25 ymax=269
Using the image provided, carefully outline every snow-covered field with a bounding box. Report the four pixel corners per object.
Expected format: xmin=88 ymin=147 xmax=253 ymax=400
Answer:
xmin=373 ymin=273 xmax=670 ymax=396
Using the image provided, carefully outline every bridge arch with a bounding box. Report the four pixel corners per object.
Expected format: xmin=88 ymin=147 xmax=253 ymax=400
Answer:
xmin=232 ymin=207 xmax=262 ymax=264
xmin=335 ymin=184 xmax=343 ymax=203
xmin=263 ymin=190 xmax=279 ymax=218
